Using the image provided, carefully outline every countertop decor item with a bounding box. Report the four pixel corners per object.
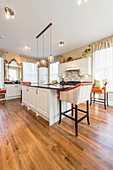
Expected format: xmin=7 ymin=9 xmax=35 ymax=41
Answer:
xmin=67 ymin=57 xmax=73 ymax=62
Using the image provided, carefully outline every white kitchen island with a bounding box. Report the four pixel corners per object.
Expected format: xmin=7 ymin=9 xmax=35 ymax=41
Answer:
xmin=22 ymin=84 xmax=72 ymax=126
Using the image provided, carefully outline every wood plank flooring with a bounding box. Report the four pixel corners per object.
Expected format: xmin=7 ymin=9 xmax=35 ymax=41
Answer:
xmin=0 ymin=99 xmax=113 ymax=170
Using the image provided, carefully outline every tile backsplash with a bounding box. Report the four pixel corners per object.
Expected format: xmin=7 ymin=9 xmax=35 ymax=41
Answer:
xmin=65 ymin=70 xmax=82 ymax=81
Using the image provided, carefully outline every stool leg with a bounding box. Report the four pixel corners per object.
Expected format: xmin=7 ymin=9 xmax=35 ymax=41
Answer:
xmin=104 ymin=93 xmax=106 ymax=110
xmin=75 ymin=105 xmax=78 ymax=137
xmin=107 ymin=92 xmax=109 ymax=106
xmin=71 ymin=104 xmax=73 ymax=117
xmin=90 ymin=92 xmax=92 ymax=106
xmin=87 ymin=100 xmax=90 ymax=125
xmin=59 ymin=100 xmax=62 ymax=124
xmin=94 ymin=92 xmax=95 ymax=103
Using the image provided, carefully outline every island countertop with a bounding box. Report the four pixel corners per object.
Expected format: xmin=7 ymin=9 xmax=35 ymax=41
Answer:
xmin=21 ymin=84 xmax=75 ymax=90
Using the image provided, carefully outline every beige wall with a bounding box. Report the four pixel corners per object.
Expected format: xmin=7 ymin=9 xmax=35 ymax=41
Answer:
xmin=0 ymin=49 xmax=40 ymax=64
xmin=62 ymin=45 xmax=90 ymax=60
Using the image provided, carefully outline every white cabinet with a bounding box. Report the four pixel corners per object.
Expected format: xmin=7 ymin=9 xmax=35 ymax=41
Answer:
xmin=79 ymin=57 xmax=91 ymax=75
xmin=22 ymin=86 xmax=71 ymax=126
xmin=22 ymin=86 xmax=29 ymax=107
xmin=39 ymin=67 xmax=48 ymax=85
xmin=58 ymin=57 xmax=91 ymax=76
xmin=6 ymin=84 xmax=21 ymax=99
xmin=37 ymin=88 xmax=49 ymax=120
xmin=29 ymin=87 xmax=37 ymax=112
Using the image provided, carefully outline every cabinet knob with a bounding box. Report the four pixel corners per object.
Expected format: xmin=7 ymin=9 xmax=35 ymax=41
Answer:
xmin=36 ymin=89 xmax=38 ymax=94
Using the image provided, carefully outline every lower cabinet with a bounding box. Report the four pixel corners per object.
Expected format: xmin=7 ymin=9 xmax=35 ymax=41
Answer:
xmin=29 ymin=87 xmax=37 ymax=112
xmin=22 ymin=86 xmax=29 ymax=106
xmin=6 ymin=84 xmax=21 ymax=99
xmin=37 ymin=88 xmax=49 ymax=120
xmin=22 ymin=87 xmax=50 ymax=120
xmin=22 ymin=86 xmax=71 ymax=126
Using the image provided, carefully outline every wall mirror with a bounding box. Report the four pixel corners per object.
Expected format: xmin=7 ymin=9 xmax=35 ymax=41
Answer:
xmin=4 ymin=59 xmax=23 ymax=82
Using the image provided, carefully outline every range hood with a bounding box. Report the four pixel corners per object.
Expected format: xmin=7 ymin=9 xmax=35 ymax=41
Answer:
xmin=65 ymin=65 xmax=80 ymax=71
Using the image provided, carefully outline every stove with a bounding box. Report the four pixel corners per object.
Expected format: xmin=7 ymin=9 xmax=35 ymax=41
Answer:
xmin=60 ymin=81 xmax=81 ymax=86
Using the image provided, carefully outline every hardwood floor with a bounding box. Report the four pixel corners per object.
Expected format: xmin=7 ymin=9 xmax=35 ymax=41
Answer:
xmin=0 ymin=99 xmax=113 ymax=170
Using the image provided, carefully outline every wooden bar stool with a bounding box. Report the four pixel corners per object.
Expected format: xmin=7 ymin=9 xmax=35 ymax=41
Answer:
xmin=58 ymin=83 xmax=93 ymax=136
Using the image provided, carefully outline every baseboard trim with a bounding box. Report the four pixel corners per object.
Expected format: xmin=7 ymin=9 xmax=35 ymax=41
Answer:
xmin=108 ymin=101 xmax=113 ymax=106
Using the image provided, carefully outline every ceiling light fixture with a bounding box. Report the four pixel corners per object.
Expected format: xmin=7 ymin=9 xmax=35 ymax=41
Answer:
xmin=0 ymin=35 xmax=5 ymax=39
xmin=76 ymin=0 xmax=88 ymax=6
xmin=48 ymin=25 xmax=54 ymax=63
xmin=5 ymin=7 xmax=15 ymax=19
xmin=40 ymin=34 xmax=47 ymax=66
xmin=59 ymin=41 xmax=64 ymax=47
xmin=25 ymin=45 xmax=30 ymax=50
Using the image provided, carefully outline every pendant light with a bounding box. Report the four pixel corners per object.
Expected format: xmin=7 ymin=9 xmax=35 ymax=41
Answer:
xmin=48 ymin=26 xmax=54 ymax=63
xmin=40 ymin=34 xmax=47 ymax=66
xmin=36 ymin=39 xmax=40 ymax=66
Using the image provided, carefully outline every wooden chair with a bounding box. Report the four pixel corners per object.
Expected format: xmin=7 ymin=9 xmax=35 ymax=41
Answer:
xmin=90 ymin=82 xmax=108 ymax=109
xmin=58 ymin=83 xmax=93 ymax=136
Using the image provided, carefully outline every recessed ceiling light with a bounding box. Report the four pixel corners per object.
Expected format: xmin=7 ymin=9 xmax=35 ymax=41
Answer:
xmin=59 ymin=41 xmax=64 ymax=47
xmin=77 ymin=0 xmax=82 ymax=6
xmin=0 ymin=35 xmax=5 ymax=39
xmin=76 ymin=0 xmax=88 ymax=6
xmin=5 ymin=7 xmax=15 ymax=19
xmin=25 ymin=45 xmax=30 ymax=50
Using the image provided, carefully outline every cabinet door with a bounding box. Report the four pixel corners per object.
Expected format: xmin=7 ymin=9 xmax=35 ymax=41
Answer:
xmin=37 ymin=88 xmax=49 ymax=118
xmin=6 ymin=85 xmax=15 ymax=97
xmin=15 ymin=85 xmax=21 ymax=96
xmin=22 ymin=86 xmax=29 ymax=106
xmin=80 ymin=57 xmax=91 ymax=75
xmin=29 ymin=87 xmax=37 ymax=111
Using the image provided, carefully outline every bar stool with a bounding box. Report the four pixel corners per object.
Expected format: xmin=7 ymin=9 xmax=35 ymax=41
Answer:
xmin=58 ymin=83 xmax=93 ymax=136
xmin=90 ymin=82 xmax=108 ymax=109
xmin=0 ymin=89 xmax=6 ymax=104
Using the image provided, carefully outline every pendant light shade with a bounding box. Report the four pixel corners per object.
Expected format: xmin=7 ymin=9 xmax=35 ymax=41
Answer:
xmin=40 ymin=59 xmax=46 ymax=65
xmin=48 ymin=26 xmax=54 ymax=63
xmin=40 ymin=34 xmax=46 ymax=67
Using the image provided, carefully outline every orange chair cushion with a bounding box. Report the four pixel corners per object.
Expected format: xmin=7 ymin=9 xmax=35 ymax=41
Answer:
xmin=21 ymin=82 xmax=31 ymax=85
xmin=0 ymin=90 xmax=6 ymax=94
xmin=92 ymin=88 xmax=105 ymax=93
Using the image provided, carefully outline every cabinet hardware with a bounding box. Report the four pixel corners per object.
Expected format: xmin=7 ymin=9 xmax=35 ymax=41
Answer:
xmin=36 ymin=89 xmax=38 ymax=94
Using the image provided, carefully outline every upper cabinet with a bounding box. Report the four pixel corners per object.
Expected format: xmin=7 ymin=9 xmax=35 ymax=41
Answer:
xmin=79 ymin=57 xmax=91 ymax=75
xmin=58 ymin=57 xmax=91 ymax=76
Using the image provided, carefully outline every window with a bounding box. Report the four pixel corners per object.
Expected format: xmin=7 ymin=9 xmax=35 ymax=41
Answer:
xmin=0 ymin=57 xmax=4 ymax=87
xmin=23 ymin=62 xmax=38 ymax=83
xmin=93 ymin=47 xmax=113 ymax=91
xmin=49 ymin=62 xmax=59 ymax=83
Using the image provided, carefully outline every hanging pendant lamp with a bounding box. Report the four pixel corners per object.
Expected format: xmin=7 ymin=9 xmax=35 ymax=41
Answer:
xmin=40 ymin=34 xmax=46 ymax=66
xmin=36 ymin=39 xmax=40 ymax=66
xmin=48 ymin=26 xmax=54 ymax=63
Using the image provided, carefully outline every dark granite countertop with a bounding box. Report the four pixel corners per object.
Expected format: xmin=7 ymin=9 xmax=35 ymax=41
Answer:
xmin=21 ymin=84 xmax=75 ymax=90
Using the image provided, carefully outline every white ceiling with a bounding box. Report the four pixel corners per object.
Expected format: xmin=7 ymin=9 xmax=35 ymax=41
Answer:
xmin=0 ymin=0 xmax=113 ymax=58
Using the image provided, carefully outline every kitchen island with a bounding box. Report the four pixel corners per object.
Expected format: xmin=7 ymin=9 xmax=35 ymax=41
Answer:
xmin=22 ymin=84 xmax=73 ymax=126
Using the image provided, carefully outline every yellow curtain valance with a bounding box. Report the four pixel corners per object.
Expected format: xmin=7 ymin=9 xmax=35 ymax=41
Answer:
xmin=91 ymin=35 xmax=113 ymax=52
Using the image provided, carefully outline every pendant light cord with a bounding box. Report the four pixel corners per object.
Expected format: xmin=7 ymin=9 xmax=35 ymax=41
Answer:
xmin=50 ymin=26 xmax=52 ymax=55
xmin=43 ymin=34 xmax=44 ymax=59
xmin=37 ymin=39 xmax=38 ymax=58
